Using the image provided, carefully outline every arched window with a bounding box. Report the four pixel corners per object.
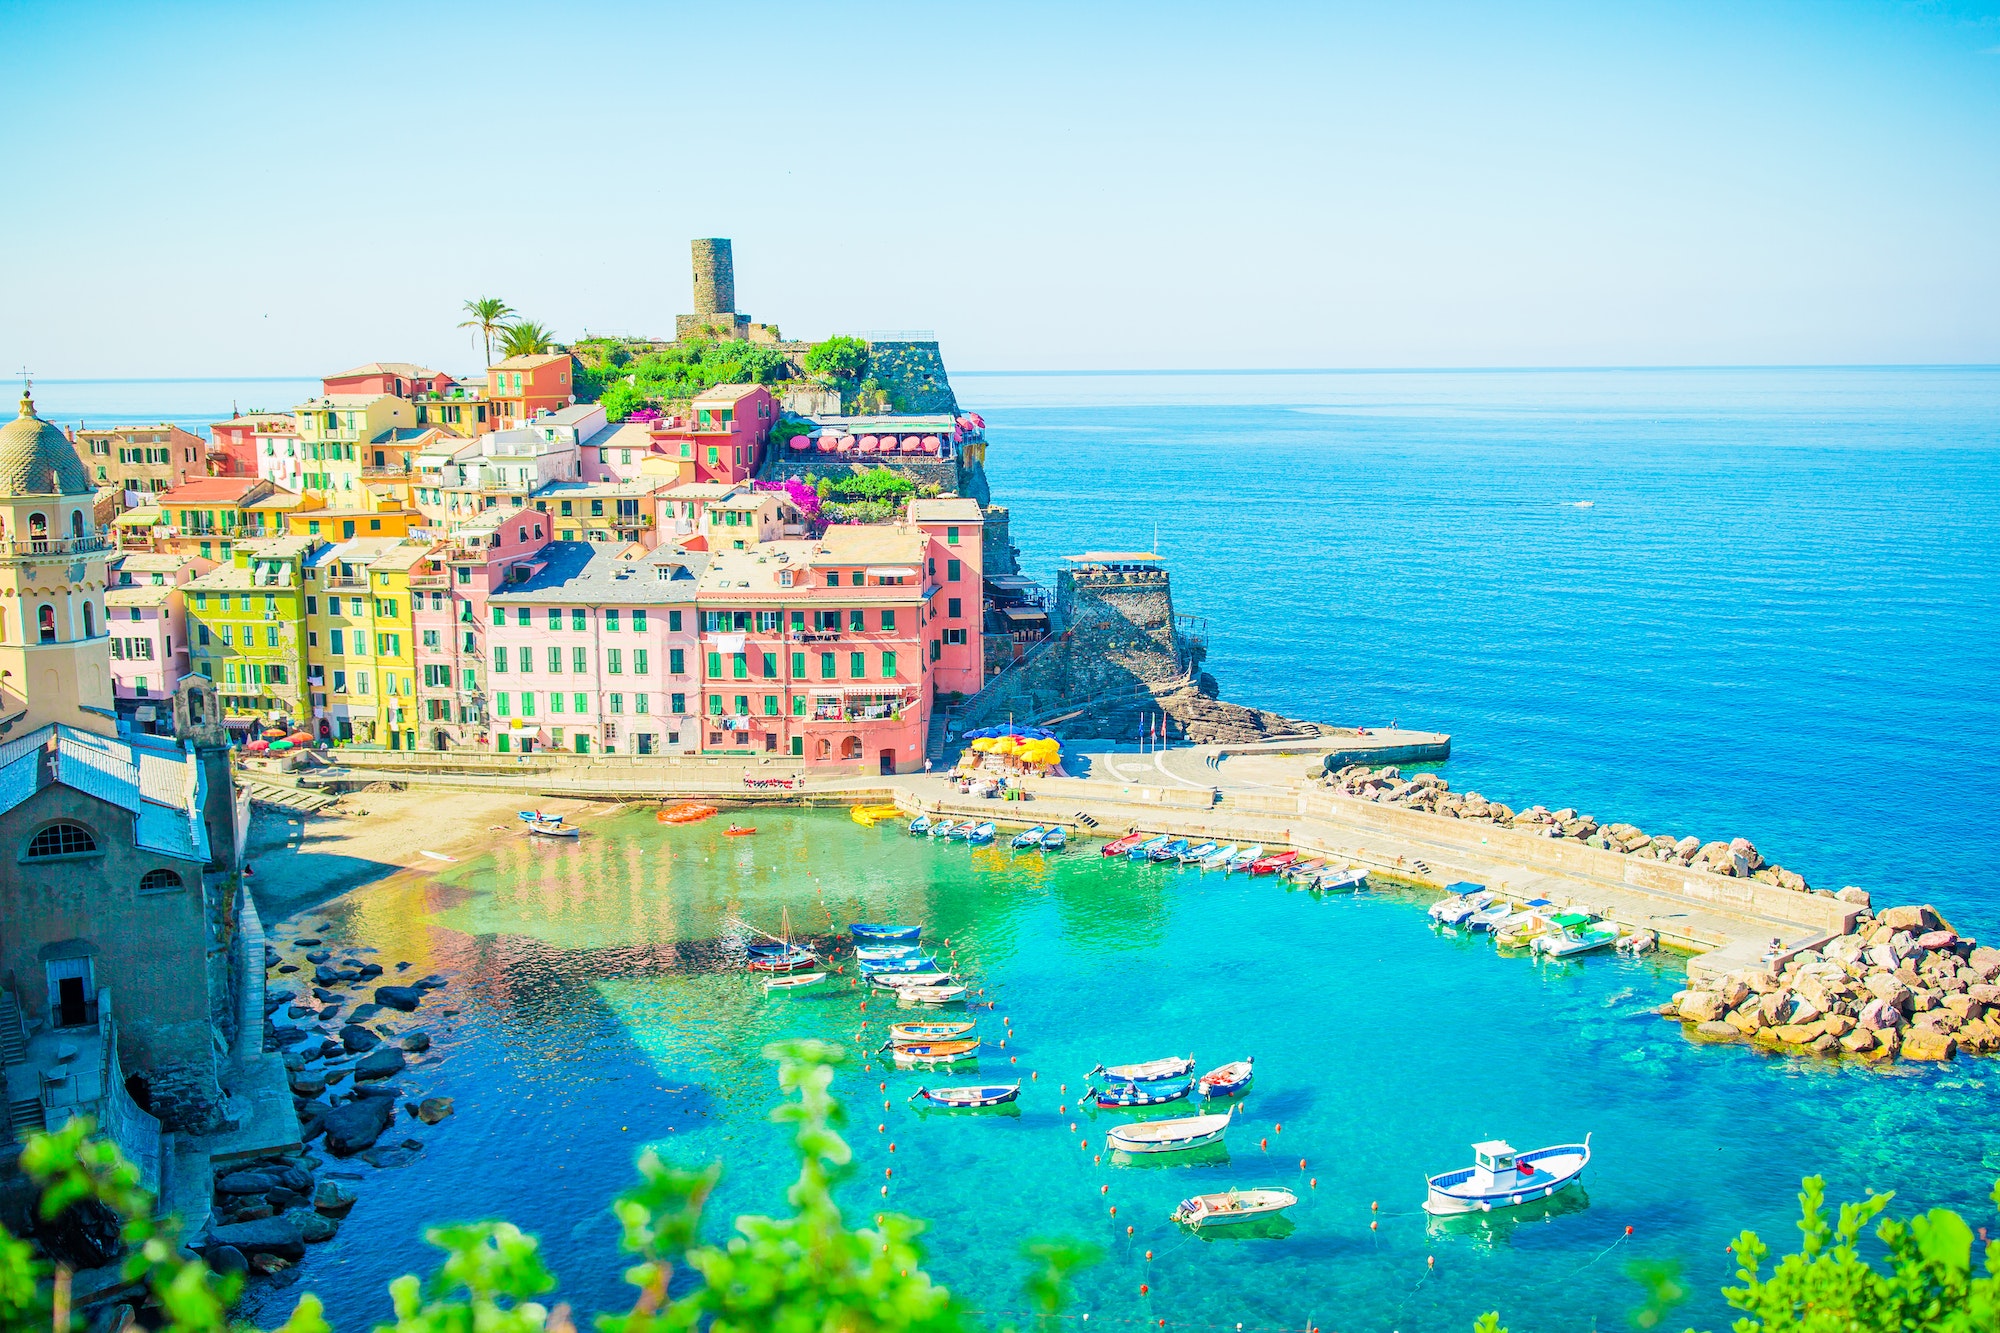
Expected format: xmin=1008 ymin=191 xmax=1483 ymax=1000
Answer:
xmin=841 ymin=735 xmax=861 ymax=760
xmin=25 ymin=823 xmax=98 ymax=859
xmin=70 ymin=510 xmax=84 ymax=539
xmin=82 ymin=602 xmax=94 ymax=637
xmin=138 ymin=868 xmax=183 ymax=893
xmin=37 ymin=605 xmax=56 ymax=644
xmin=817 ymin=738 xmax=831 ymax=759
xmin=28 ymin=512 xmax=47 ymax=552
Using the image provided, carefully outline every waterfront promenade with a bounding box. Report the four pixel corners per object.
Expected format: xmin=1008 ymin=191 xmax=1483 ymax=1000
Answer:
xmin=252 ymin=730 xmax=1852 ymax=982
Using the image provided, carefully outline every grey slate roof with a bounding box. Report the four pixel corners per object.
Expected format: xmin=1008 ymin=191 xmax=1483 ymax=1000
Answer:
xmin=0 ymin=724 xmax=209 ymax=864
xmin=486 ymin=541 xmax=706 ymax=605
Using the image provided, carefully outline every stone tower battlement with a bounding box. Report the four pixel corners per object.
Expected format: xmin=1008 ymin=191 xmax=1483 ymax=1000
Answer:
xmin=691 ymin=238 xmax=735 ymax=317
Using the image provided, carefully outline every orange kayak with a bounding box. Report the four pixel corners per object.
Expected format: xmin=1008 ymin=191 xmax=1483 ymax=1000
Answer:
xmin=723 ymin=827 xmax=757 ymax=837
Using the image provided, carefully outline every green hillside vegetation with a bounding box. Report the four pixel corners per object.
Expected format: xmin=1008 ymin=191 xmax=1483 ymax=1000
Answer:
xmin=574 ymin=337 xmax=790 ymax=420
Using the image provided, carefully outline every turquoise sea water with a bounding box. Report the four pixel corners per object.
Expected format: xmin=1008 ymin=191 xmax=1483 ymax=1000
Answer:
xmin=43 ymin=369 xmax=2000 ymax=1327
xmin=248 ymin=810 xmax=2000 ymax=1333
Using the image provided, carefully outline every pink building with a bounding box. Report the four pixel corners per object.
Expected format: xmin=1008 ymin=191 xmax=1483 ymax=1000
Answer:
xmin=408 ymin=511 xmax=555 ymax=750
xmin=105 ymin=552 xmax=211 ymax=734
xmin=907 ymin=498 xmax=985 ymax=699
xmin=322 ymin=362 xmax=457 ymax=398
xmin=647 ymin=383 xmax=775 ymax=485
xmin=483 ymin=543 xmax=707 ymax=755
xmin=578 ymin=421 xmax=657 ymax=482
xmin=693 ymin=524 xmax=929 ymax=773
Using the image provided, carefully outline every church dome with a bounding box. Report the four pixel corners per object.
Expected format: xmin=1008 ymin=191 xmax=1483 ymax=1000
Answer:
xmin=0 ymin=386 xmax=94 ymax=497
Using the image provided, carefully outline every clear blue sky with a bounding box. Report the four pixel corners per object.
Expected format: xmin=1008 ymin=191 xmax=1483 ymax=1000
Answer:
xmin=5 ymin=0 xmax=1998 ymax=376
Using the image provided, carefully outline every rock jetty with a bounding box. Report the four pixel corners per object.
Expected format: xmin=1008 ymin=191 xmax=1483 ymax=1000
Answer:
xmin=1324 ymin=764 xmax=1817 ymax=892
xmin=1661 ymin=904 xmax=1993 ymax=1063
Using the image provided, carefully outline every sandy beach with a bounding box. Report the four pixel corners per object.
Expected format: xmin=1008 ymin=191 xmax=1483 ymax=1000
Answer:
xmin=242 ymin=788 xmax=621 ymax=921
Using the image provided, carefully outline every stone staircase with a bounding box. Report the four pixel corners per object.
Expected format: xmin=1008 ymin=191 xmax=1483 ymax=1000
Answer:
xmin=0 ymin=990 xmax=41 ymax=1143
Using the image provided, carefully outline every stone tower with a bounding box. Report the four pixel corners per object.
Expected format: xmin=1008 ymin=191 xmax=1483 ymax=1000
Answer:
xmin=691 ymin=238 xmax=735 ymax=317
xmin=173 ymin=674 xmax=240 ymax=875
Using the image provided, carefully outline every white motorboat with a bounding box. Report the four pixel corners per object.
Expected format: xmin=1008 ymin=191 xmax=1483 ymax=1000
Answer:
xmin=1423 ymin=1137 xmax=1590 ymax=1215
xmin=1180 ymin=841 xmax=1220 ymax=865
xmin=1531 ymin=913 xmax=1620 ymax=957
xmin=1467 ymin=899 xmax=1516 ymax=932
xmin=1225 ymin=844 xmax=1264 ymax=873
xmin=1616 ymin=928 xmax=1659 ymax=955
xmin=1314 ymin=866 xmax=1368 ymax=892
xmin=869 ymin=970 xmax=954 ymax=989
xmin=895 ymin=984 xmax=968 ymax=1006
xmin=1085 ymin=1054 xmax=1196 ymax=1083
xmin=1172 ymin=1187 xmax=1297 ymax=1228
xmin=763 ymin=972 xmax=828 ymax=993
xmin=1429 ymin=883 xmax=1492 ymax=926
xmin=1201 ymin=844 xmax=1239 ymax=869
xmin=1011 ymin=825 xmax=1047 ymax=849
xmin=1109 ymin=1111 xmax=1233 ymax=1155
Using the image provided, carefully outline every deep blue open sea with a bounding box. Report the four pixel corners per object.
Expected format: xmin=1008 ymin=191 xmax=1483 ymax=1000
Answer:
xmin=40 ymin=369 xmax=2000 ymax=1333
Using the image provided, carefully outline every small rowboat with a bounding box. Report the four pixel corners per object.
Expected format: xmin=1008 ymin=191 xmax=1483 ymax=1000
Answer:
xmin=1250 ymin=851 xmax=1298 ymax=875
xmin=1172 ymin=1187 xmax=1297 ymax=1229
xmin=1086 ymin=1079 xmax=1192 ymax=1108
xmin=1011 ymin=826 xmax=1047 ymax=849
xmin=1285 ymin=858 xmax=1326 ymax=880
xmin=896 ymin=985 xmax=967 ymax=1006
xmin=1202 ymin=843 xmax=1239 ymax=869
xmin=869 ymin=970 xmax=954 ymax=989
xmin=1226 ymin=845 xmax=1264 ymax=873
xmin=1423 ymin=1137 xmax=1591 ymax=1215
xmin=947 ymin=822 xmax=977 ymax=841
xmin=1197 ymin=1058 xmax=1254 ymax=1098
xmin=518 ymin=810 xmax=563 ymax=824
xmin=1085 ymin=1054 xmax=1195 ymax=1084
xmin=1039 ymin=827 xmax=1068 ymax=851
xmin=851 ymin=923 xmax=923 ymax=942
xmin=908 ymin=814 xmax=933 ymax=836
xmin=859 ymin=955 xmax=941 ymax=973
xmin=891 ymin=1040 xmax=980 ymax=1068
xmin=928 ymin=820 xmax=959 ymax=839
xmin=910 ymin=1082 xmax=1019 ymax=1108
xmin=763 ymin=972 xmax=827 ymax=992
xmin=1101 ymin=833 xmax=1146 ymax=857
xmin=1314 ymin=866 xmax=1369 ymax=892
xmin=965 ymin=822 xmax=997 ymax=844
xmin=1181 ymin=841 xmax=1219 ymax=864
xmin=855 ymin=944 xmax=924 ymax=960
xmin=887 ymin=1020 xmax=976 ymax=1044
xmin=1150 ymin=838 xmax=1190 ymax=862
xmin=658 ymin=802 xmax=718 ymax=824
xmin=747 ymin=951 xmax=818 ymax=973
xmin=888 ymin=1037 xmax=979 ymax=1059
xmin=527 ymin=819 xmax=580 ymax=839
xmin=746 ymin=941 xmax=794 ymax=956
xmin=1128 ymin=835 xmax=1170 ymax=860
xmin=1108 ymin=1112 xmax=1233 ymax=1155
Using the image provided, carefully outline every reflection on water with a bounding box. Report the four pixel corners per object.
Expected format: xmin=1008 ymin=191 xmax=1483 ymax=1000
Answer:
xmin=250 ymin=808 xmax=2000 ymax=1333
xmin=1425 ymin=1189 xmax=1595 ymax=1249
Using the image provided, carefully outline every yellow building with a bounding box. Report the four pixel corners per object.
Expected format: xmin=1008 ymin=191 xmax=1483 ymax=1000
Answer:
xmin=292 ymin=394 xmax=417 ymax=505
xmin=182 ymin=536 xmax=321 ymax=732
xmin=0 ymin=386 xmax=116 ymax=736
xmin=302 ymin=538 xmax=427 ymax=749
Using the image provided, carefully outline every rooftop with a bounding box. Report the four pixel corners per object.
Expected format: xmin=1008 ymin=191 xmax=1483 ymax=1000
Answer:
xmin=211 ymin=413 xmax=297 ymax=431
xmin=491 ymin=352 xmax=572 ymax=372
xmin=530 ymin=404 xmax=602 ymax=428
xmin=111 ymin=553 xmax=197 ymax=573
xmin=581 ymin=421 xmax=654 ymax=452
xmin=535 ymin=478 xmax=675 ymax=499
xmin=236 ymin=535 xmax=321 ymax=560
xmin=486 ymin=542 xmax=707 ymax=605
xmin=661 ymin=482 xmax=746 ymax=501
xmin=157 ymin=478 xmax=273 ymax=506
xmin=1065 ymin=551 xmax=1163 ymax=564
xmin=811 ymin=525 xmax=927 ymax=567
xmin=106 ymin=584 xmax=177 ymax=608
xmin=692 ymin=383 xmax=766 ymax=404
xmin=908 ymin=498 xmax=983 ymax=524
xmin=295 ymin=393 xmax=398 ymax=409
xmin=808 ymin=414 xmax=958 ymax=432
xmin=325 ymin=361 xmax=450 ymax=381
xmin=0 ymin=724 xmax=209 ymax=864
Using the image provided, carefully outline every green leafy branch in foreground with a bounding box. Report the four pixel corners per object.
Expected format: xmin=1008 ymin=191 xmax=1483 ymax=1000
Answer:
xmin=2 ymin=1041 xmax=1092 ymax=1333
xmin=1478 ymin=1175 xmax=2000 ymax=1333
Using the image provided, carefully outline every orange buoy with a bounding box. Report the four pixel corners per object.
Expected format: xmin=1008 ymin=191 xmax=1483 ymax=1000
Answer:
xmin=1310 ymin=1178 xmax=1317 ymax=1188
xmin=1371 ymin=1201 xmax=1379 ymax=1211
xmin=1299 ymin=1158 xmax=1307 ymax=1169
xmin=1059 ymin=1105 xmax=1066 ymax=1114
xmin=1109 ymin=1205 xmax=1116 ymax=1215
xmin=1428 ymin=1255 xmax=1435 ymax=1269
xmin=1145 ymin=1250 xmax=1153 ymax=1261
xmin=1100 ymin=1184 xmax=1108 ymax=1194
xmin=880 ymin=1081 xmax=887 ymax=1091
xmin=878 ymin=1124 xmax=885 ymax=1133
xmin=1094 ymin=1155 xmax=1101 ymax=1164
xmin=1260 ymin=1138 xmax=1268 ymax=1150
xmin=1011 ymin=1056 xmax=1017 ymax=1064
xmin=1626 ymin=1225 xmax=1634 ymax=1235
xmin=1139 ymin=1285 xmax=1148 ymax=1295
xmin=1126 ymin=1225 xmax=1134 ymax=1235
xmin=889 ymin=1143 xmax=896 ymax=1153
xmin=1370 ymin=1220 xmax=1378 ymax=1231
xmin=1032 ymin=1071 xmax=1039 ymax=1081
xmin=1275 ymin=1123 xmax=1282 ymax=1132
xmin=880 ymin=1185 xmax=888 ymax=1196
xmin=885 ymin=1168 xmax=892 ymax=1178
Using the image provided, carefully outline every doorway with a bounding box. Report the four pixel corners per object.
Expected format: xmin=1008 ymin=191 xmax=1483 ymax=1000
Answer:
xmin=879 ymin=749 xmax=895 ymax=775
xmin=57 ymin=977 xmax=88 ymax=1027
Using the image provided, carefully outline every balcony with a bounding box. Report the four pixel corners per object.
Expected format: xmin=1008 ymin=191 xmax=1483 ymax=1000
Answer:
xmin=789 ymin=629 xmax=841 ymax=644
xmin=3 ymin=535 xmax=115 ymax=556
xmin=361 ymin=465 xmax=411 ymax=479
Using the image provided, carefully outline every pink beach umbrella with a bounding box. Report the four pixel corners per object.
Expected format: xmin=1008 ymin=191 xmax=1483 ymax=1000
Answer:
xmin=816 ymin=436 xmax=837 ymax=453
xmin=788 ymin=437 xmax=809 ymax=450
xmin=858 ymin=435 xmax=879 ymax=453
xmin=835 ymin=437 xmax=855 ymax=453
xmin=922 ymin=436 xmax=940 ymax=454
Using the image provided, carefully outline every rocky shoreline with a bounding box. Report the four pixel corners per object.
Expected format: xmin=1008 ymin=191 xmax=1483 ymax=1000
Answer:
xmin=1662 ymin=904 xmax=1993 ymax=1063
xmin=1325 ymin=764 xmax=1827 ymax=895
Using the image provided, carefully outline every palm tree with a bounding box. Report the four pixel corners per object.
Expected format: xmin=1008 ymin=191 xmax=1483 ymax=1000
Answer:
xmin=458 ymin=298 xmax=515 ymax=366
xmin=498 ymin=320 xmax=556 ymax=359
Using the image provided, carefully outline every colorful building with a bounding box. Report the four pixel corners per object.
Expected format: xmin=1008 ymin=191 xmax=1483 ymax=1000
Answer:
xmin=291 ymin=393 xmax=418 ymax=500
xmin=647 ymin=383 xmax=775 ymax=484
xmin=105 ymin=552 xmax=211 ymax=735
xmin=302 ymin=538 xmax=426 ymax=748
xmin=531 ymin=478 xmax=678 ymax=545
xmin=907 ymin=497 xmax=985 ymax=698
xmin=411 ymin=513 xmax=557 ymax=752
xmin=412 ymin=423 xmax=582 ymax=525
xmin=691 ymin=524 xmax=930 ymax=771
xmin=182 ymin=536 xmax=320 ymax=734
xmin=321 ymin=361 xmax=457 ymax=398
xmin=484 ymin=543 xmax=707 ymax=755
xmin=486 ymin=353 xmax=577 ymax=425
xmin=74 ymin=423 xmax=208 ymax=496
xmin=210 ymin=412 xmax=297 ymax=482
xmin=0 ymin=385 xmax=117 ymax=736
xmin=579 ymin=421 xmax=656 ymax=482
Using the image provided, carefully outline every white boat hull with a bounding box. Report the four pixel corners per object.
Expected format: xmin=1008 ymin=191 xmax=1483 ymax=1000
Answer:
xmin=1423 ymin=1142 xmax=1590 ymax=1215
xmin=1109 ymin=1113 xmax=1232 ymax=1154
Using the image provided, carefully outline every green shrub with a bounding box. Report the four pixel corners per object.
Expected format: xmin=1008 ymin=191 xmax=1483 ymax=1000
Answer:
xmin=803 ymin=336 xmax=869 ymax=383
xmin=600 ymin=383 xmax=647 ymax=423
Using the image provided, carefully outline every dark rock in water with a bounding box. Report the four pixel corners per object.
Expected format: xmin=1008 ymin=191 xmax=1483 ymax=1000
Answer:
xmin=374 ymin=985 xmax=422 ymax=1012
xmin=277 ymin=964 xmax=299 ymax=974
xmin=355 ymin=963 xmax=384 ymax=980
xmin=288 ymin=1209 xmax=338 ymax=1243
xmin=396 ymin=961 xmax=411 ymax=971
xmin=417 ymin=974 xmax=448 ymax=990
xmin=218 ymin=1170 xmax=282 ymax=1195
xmin=313 ymin=965 xmax=342 ymax=985
xmin=35 ymin=1194 xmax=122 ymax=1268
xmin=312 ymin=987 xmax=343 ymax=1004
xmin=321 ymin=1097 xmax=394 ymax=1156
xmin=441 ymin=1008 xmax=460 ymax=1017
xmin=400 ymin=1031 xmax=430 ymax=1053
xmin=225 ymin=1204 xmax=275 ymax=1224
xmin=209 ymin=1245 xmax=248 ymax=1276
xmin=353 ymin=1048 xmax=406 ymax=1081
xmin=249 ymin=1251 xmax=292 ymax=1275
xmin=415 ymin=1096 xmax=454 ymax=1125
xmin=340 ymin=1024 xmax=381 ymax=1053
xmin=348 ymin=1003 xmax=382 ymax=1021
xmin=84 ymin=1296 xmax=135 ymax=1333
xmin=278 ymin=1164 xmax=313 ymax=1192
xmin=272 ymin=1027 xmax=308 ymax=1048
xmin=209 ymin=1217 xmax=304 ymax=1260
xmin=358 ymin=1144 xmax=421 ymax=1169
xmin=312 ymin=1179 xmax=356 ymax=1216
xmin=351 ymin=1082 xmax=402 ymax=1100
xmin=315 ymin=1038 xmax=344 ymax=1060
xmin=297 ymin=1108 xmax=325 ymax=1143
xmin=265 ymin=1189 xmax=308 ymax=1213
xmin=295 ymin=938 xmax=322 ymax=948
xmin=268 ymin=988 xmax=298 ymax=1006
xmin=306 ymin=951 xmax=331 ymax=964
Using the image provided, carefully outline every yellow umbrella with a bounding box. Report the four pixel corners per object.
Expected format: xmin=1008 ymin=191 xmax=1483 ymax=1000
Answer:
xmin=970 ymin=738 xmax=996 ymax=752
xmin=993 ymin=737 xmax=1018 ymax=755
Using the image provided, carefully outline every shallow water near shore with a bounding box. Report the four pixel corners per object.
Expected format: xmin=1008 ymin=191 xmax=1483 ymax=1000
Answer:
xmin=251 ymin=809 xmax=2000 ymax=1333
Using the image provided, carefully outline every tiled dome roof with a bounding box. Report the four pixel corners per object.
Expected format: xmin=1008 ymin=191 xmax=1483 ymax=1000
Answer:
xmin=0 ymin=387 xmax=93 ymax=497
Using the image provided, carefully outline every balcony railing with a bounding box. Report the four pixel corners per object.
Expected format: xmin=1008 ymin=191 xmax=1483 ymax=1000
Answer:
xmin=789 ymin=629 xmax=841 ymax=643
xmin=3 ymin=535 xmax=114 ymax=556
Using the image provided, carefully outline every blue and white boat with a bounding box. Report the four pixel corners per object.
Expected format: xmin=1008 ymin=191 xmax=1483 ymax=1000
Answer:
xmin=870 ymin=969 xmax=954 ymax=989
xmin=1180 ymin=841 xmax=1220 ymax=864
xmin=855 ymin=944 xmax=925 ymax=961
xmin=1150 ymin=838 xmax=1191 ymax=863
xmin=1314 ymin=866 xmax=1369 ymax=892
xmin=851 ymin=923 xmax=923 ymax=943
xmin=908 ymin=814 xmax=933 ymax=836
xmin=860 ymin=954 xmax=943 ymax=974
xmin=1128 ymin=835 xmax=1171 ymax=860
xmin=949 ymin=821 xmax=978 ymax=842
xmin=1196 ymin=1058 xmax=1254 ymax=1098
xmin=1011 ymin=825 xmax=1047 ymax=849
xmin=1039 ymin=827 xmax=1068 ymax=852
xmin=1423 ymin=1137 xmax=1591 ymax=1215
xmin=928 ymin=820 xmax=958 ymax=839
xmin=910 ymin=1082 xmax=1020 ymax=1109
xmin=1085 ymin=1054 xmax=1196 ymax=1084
xmin=1226 ymin=845 xmax=1264 ymax=873
xmin=1202 ymin=843 xmax=1238 ymax=869
xmin=1086 ymin=1078 xmax=1193 ymax=1108
xmin=1429 ymin=883 xmax=1492 ymax=926
xmin=966 ymin=822 xmax=997 ymax=844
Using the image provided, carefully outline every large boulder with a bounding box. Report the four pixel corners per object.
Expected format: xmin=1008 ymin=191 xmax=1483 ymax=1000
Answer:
xmin=373 ymin=986 xmax=422 ymax=1012
xmin=1718 ymin=977 xmax=1752 ymax=1010
xmin=207 ymin=1217 xmax=304 ymax=1260
xmin=1858 ymin=998 xmax=1901 ymax=1031
xmin=353 ymin=1048 xmax=406 ymax=1081
xmin=1968 ymin=947 xmax=2000 ymax=981
xmin=321 ymin=1097 xmax=395 ymax=1156
xmin=339 ymin=1024 xmax=380 ymax=1054
xmin=1902 ymin=1029 xmax=1957 ymax=1062
xmin=312 ymin=1179 xmax=357 ymax=1217
xmin=1678 ymin=992 xmax=1727 ymax=1022
xmin=1917 ymin=930 xmax=1959 ymax=952
xmin=1823 ymin=935 xmax=1866 ymax=965
xmin=1839 ymin=1028 xmax=1878 ymax=1054
xmin=415 ymin=1096 xmax=454 ymax=1125
xmin=289 ymin=1070 xmax=327 ymax=1097
xmin=216 ymin=1170 xmax=282 ymax=1196
xmin=1865 ymin=974 xmax=1912 ymax=1009
xmin=285 ymin=1210 xmax=338 ymax=1244
xmin=1878 ymin=905 xmax=1942 ymax=933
